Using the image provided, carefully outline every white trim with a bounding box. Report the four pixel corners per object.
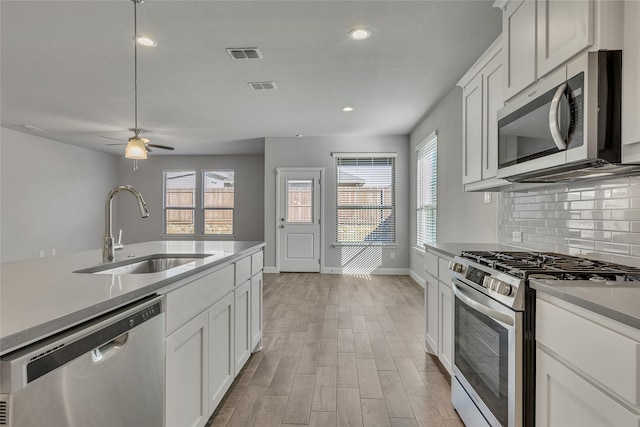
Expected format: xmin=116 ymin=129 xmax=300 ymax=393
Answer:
xmin=415 ymin=131 xmax=437 ymax=152
xmin=275 ymin=167 xmax=325 ymax=273
xmin=263 ymin=266 xmax=279 ymax=274
xmin=409 ymin=269 xmax=426 ymax=289
xmin=331 ymin=152 xmax=397 ymax=158
xmin=320 ymin=267 xmax=410 ymax=275
xmin=412 ymin=246 xmax=426 ymax=254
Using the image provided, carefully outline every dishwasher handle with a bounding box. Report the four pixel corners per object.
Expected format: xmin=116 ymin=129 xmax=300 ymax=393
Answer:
xmin=25 ymin=298 xmax=162 ymax=385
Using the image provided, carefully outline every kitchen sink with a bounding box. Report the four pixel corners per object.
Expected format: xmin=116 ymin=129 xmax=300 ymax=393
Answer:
xmin=75 ymin=253 xmax=209 ymax=275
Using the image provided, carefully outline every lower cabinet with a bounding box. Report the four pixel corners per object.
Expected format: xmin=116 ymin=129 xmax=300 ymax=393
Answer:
xmin=251 ymin=273 xmax=263 ymax=351
xmin=424 ymin=249 xmax=454 ymax=375
xmin=165 ymin=311 xmax=209 ymax=427
xmin=438 ymin=282 xmax=453 ymax=374
xmin=208 ymin=292 xmax=235 ymax=411
xmin=164 ymin=249 xmax=264 ymax=427
xmin=234 ymin=280 xmax=251 ymax=374
xmin=536 ymin=294 xmax=640 ymax=426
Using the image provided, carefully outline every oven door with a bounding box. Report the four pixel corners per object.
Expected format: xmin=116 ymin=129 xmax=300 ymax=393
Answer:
xmin=451 ymin=278 xmax=522 ymax=427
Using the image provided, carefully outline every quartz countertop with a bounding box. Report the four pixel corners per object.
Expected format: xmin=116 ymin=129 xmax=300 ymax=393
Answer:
xmin=0 ymin=240 xmax=265 ymax=355
xmin=530 ymin=279 xmax=640 ymax=330
xmin=424 ymin=242 xmax=523 ymax=258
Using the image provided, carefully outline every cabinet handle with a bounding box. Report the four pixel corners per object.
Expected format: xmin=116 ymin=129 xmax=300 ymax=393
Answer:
xmin=549 ymin=83 xmax=568 ymax=150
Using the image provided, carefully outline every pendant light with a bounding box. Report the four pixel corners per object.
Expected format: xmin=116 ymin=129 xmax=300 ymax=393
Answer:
xmin=125 ymin=0 xmax=148 ymax=160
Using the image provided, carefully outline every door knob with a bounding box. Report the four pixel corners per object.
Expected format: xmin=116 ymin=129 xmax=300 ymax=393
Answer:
xmin=280 ymin=225 xmax=285 ymax=229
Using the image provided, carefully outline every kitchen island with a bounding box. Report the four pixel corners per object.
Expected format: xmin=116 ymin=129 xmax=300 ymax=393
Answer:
xmin=0 ymin=240 xmax=265 ymax=355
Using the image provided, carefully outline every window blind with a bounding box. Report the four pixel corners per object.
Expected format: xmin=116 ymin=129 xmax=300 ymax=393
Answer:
xmin=335 ymin=156 xmax=396 ymax=244
xmin=417 ymin=133 xmax=437 ymax=246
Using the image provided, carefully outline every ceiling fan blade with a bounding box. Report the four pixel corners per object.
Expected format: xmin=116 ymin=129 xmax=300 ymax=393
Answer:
xmin=106 ymin=143 xmax=127 ymax=146
xmin=147 ymin=144 xmax=175 ymax=151
xmin=100 ymin=135 xmax=125 ymax=142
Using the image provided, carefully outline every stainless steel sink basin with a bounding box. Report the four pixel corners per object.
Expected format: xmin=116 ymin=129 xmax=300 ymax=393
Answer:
xmin=75 ymin=254 xmax=209 ymax=275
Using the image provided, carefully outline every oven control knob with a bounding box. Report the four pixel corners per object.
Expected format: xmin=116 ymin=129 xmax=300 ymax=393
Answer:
xmin=495 ymin=282 xmax=512 ymax=296
xmin=448 ymin=261 xmax=466 ymax=274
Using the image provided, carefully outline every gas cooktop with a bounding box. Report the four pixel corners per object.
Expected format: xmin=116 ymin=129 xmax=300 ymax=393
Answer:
xmin=460 ymin=251 xmax=640 ymax=282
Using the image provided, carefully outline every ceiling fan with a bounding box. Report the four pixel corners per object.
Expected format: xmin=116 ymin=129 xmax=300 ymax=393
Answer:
xmin=101 ymin=128 xmax=175 ymax=152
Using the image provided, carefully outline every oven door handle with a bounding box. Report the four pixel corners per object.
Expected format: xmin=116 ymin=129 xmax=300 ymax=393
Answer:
xmin=451 ymin=281 xmax=515 ymax=327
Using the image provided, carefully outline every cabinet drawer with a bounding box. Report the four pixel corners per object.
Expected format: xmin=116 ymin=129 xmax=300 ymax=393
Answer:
xmin=425 ymin=251 xmax=439 ymax=279
xmin=235 ymin=256 xmax=251 ymax=285
xmin=438 ymin=257 xmax=452 ymax=284
xmin=251 ymin=251 xmax=263 ymax=276
xmin=166 ymin=265 xmax=234 ymax=335
xmin=537 ymin=299 xmax=640 ymax=405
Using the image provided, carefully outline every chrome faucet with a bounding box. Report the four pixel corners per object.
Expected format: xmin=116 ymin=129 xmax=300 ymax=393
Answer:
xmin=104 ymin=185 xmax=149 ymax=262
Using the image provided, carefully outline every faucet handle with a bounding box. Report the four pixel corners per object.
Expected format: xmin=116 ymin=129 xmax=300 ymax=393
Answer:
xmin=114 ymin=229 xmax=124 ymax=251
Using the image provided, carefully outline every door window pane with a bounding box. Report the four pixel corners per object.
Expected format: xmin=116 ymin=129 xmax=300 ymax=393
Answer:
xmin=287 ymin=180 xmax=313 ymax=224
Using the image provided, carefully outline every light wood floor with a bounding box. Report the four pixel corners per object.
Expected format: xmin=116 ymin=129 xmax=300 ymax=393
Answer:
xmin=206 ymin=273 xmax=463 ymax=427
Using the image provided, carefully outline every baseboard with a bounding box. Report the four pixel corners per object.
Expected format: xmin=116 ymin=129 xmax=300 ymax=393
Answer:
xmin=320 ymin=267 xmax=410 ymax=275
xmin=263 ymin=266 xmax=279 ymax=274
xmin=409 ymin=269 xmax=426 ymax=289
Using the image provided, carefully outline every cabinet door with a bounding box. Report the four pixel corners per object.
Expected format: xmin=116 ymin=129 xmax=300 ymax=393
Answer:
xmin=536 ymin=348 xmax=640 ymax=427
xmin=462 ymin=72 xmax=483 ymax=184
xmin=438 ymin=282 xmax=453 ymax=375
xmin=504 ymin=0 xmax=536 ymax=100
xmin=482 ymin=52 xmax=503 ymax=180
xmin=165 ymin=311 xmax=209 ymax=427
xmin=425 ymin=277 xmax=439 ymax=355
xmin=536 ymin=0 xmax=593 ymax=77
xmin=622 ymin=0 xmax=640 ymax=153
xmin=234 ymin=280 xmax=252 ymax=375
xmin=251 ymin=273 xmax=263 ymax=351
xmin=209 ymin=292 xmax=235 ymax=412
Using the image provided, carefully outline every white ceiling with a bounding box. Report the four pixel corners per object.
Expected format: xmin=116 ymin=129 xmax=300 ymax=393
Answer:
xmin=1 ymin=1 xmax=501 ymax=156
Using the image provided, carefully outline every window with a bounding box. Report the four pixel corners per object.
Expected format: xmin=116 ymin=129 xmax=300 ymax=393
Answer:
xmin=163 ymin=170 xmax=235 ymax=236
xmin=203 ymin=170 xmax=234 ymax=235
xmin=164 ymin=171 xmax=196 ymax=234
xmin=417 ymin=132 xmax=437 ymax=246
xmin=334 ymin=154 xmax=396 ymax=244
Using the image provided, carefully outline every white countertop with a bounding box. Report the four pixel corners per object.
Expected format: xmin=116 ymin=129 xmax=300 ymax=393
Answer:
xmin=0 ymin=240 xmax=265 ymax=355
xmin=424 ymin=242 xmax=523 ymax=258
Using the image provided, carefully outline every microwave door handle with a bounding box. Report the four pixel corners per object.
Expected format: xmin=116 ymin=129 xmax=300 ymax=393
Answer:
xmin=549 ymin=83 xmax=568 ymax=150
xmin=451 ymin=281 xmax=515 ymax=327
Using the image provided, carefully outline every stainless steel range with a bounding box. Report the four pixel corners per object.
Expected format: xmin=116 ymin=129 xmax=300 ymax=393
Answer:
xmin=448 ymin=251 xmax=640 ymax=427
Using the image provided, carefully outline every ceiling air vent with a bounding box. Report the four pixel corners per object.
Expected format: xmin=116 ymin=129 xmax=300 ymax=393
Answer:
xmin=248 ymin=81 xmax=276 ymax=90
xmin=226 ymin=48 xmax=263 ymax=60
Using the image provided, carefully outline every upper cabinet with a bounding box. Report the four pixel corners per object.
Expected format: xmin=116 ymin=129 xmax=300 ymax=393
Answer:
xmin=496 ymin=0 xmax=623 ymax=101
xmin=622 ymin=0 xmax=640 ymax=162
xmin=459 ymin=36 xmax=509 ymax=192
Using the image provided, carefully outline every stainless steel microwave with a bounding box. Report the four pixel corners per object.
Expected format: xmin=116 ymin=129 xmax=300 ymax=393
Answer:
xmin=496 ymin=50 xmax=630 ymax=183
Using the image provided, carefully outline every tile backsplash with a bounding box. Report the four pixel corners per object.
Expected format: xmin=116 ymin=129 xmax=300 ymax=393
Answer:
xmin=497 ymin=176 xmax=640 ymax=267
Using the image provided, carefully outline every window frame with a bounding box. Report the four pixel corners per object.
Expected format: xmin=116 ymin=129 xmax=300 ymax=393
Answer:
xmin=416 ymin=131 xmax=437 ymax=248
xmin=162 ymin=169 xmax=236 ymax=238
xmin=332 ymin=152 xmax=397 ymax=246
xmin=202 ymin=169 xmax=235 ymax=236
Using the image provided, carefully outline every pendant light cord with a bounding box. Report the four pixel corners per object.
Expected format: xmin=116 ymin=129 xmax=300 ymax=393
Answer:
xmin=133 ymin=0 xmax=139 ymax=138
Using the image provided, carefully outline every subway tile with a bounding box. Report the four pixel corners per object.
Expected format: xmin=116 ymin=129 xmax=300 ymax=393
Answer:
xmin=596 ymin=199 xmax=630 ymax=210
xmin=611 ymin=232 xmax=640 ymax=244
xmin=566 ymin=239 xmax=595 ymax=250
xmin=594 ymin=242 xmax=630 ymax=255
xmin=583 ymin=251 xmax=613 ymax=262
xmin=612 ymin=254 xmax=640 ymax=268
xmin=611 ymin=210 xmax=640 ymax=221
xmin=596 ymin=221 xmax=630 ymax=232
xmin=566 ymin=220 xmax=595 ymax=230
xmin=581 ymin=210 xmax=611 ymax=220
xmin=631 ymin=198 xmax=640 ymax=209
xmin=632 ymin=222 xmax=640 ymax=233
xmin=569 ymin=200 xmax=595 ymax=210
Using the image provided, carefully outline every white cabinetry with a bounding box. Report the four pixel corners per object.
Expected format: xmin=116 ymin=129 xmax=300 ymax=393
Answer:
xmin=424 ymin=249 xmax=454 ymax=375
xmin=536 ymin=294 xmax=640 ymax=426
xmin=163 ymin=249 xmax=264 ymax=427
xmin=458 ymin=36 xmax=508 ymax=192
xmin=622 ymin=0 xmax=640 ymax=162
xmin=234 ymin=279 xmax=251 ymax=374
xmin=208 ymin=293 xmax=234 ymax=411
xmin=165 ymin=311 xmax=209 ymax=427
xmin=497 ymin=0 xmax=622 ymax=101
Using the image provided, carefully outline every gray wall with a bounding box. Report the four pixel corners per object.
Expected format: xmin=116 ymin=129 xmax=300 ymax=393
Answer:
xmin=409 ymin=87 xmax=497 ymax=282
xmin=264 ymin=136 xmax=410 ymax=273
xmin=0 ymin=127 xmax=118 ymax=262
xmin=115 ymin=155 xmax=264 ymax=244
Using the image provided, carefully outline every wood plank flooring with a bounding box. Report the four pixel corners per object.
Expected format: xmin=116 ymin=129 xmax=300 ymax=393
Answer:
xmin=206 ymin=273 xmax=463 ymax=427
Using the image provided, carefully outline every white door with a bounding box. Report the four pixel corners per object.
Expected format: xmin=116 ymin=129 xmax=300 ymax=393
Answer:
xmin=277 ymin=169 xmax=321 ymax=272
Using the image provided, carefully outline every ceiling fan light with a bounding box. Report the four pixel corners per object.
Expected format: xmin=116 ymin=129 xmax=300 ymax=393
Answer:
xmin=125 ymin=136 xmax=148 ymax=159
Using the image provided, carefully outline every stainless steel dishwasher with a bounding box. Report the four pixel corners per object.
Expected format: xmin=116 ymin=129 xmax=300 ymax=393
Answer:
xmin=0 ymin=295 xmax=164 ymax=427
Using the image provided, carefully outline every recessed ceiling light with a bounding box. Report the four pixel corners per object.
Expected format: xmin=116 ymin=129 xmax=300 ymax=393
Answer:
xmin=341 ymin=106 xmax=355 ymax=112
xmin=349 ymin=28 xmax=371 ymax=40
xmin=295 ymin=134 xmax=303 ymax=138
xmin=136 ymin=36 xmax=157 ymax=47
